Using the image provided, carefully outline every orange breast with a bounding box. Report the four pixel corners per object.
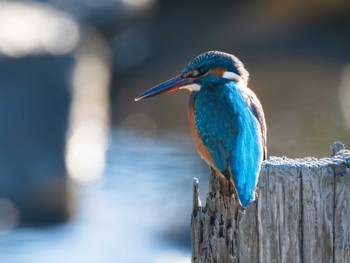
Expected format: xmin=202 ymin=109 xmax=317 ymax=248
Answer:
xmin=188 ymin=93 xmax=217 ymax=170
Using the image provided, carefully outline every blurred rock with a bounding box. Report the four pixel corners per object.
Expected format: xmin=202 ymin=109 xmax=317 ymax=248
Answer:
xmin=0 ymin=1 xmax=77 ymax=225
xmin=0 ymin=51 xmax=74 ymax=225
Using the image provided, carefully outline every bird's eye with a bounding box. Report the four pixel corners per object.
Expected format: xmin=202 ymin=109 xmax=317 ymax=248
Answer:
xmin=183 ymin=67 xmax=209 ymax=78
xmin=191 ymin=67 xmax=209 ymax=78
xmin=192 ymin=69 xmax=200 ymax=77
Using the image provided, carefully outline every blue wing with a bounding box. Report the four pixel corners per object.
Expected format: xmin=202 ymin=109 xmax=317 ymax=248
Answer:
xmin=193 ymin=83 xmax=265 ymax=207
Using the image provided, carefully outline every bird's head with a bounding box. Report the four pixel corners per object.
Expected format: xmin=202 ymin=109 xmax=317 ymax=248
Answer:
xmin=135 ymin=51 xmax=249 ymax=101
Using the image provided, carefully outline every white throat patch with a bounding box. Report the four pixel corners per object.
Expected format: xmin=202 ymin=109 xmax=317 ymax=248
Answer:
xmin=222 ymin=71 xmax=242 ymax=82
xmin=180 ymin=83 xmax=201 ymax=91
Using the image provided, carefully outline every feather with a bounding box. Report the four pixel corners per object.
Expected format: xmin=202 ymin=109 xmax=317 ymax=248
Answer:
xmin=189 ymin=82 xmax=265 ymax=207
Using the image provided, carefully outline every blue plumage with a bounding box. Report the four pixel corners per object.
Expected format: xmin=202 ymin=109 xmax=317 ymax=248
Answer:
xmin=190 ymin=82 xmax=263 ymax=206
xmin=135 ymin=51 xmax=266 ymax=207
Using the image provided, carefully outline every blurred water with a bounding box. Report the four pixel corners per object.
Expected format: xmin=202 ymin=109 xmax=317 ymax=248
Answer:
xmin=0 ymin=129 xmax=209 ymax=263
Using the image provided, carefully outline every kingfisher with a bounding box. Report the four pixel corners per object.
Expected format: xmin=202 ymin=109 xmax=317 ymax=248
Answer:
xmin=135 ymin=51 xmax=266 ymax=207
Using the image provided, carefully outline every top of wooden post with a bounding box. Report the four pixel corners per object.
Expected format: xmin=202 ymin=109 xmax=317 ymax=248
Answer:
xmin=192 ymin=142 xmax=350 ymax=263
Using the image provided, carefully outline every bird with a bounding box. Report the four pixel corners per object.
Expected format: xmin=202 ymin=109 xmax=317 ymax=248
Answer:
xmin=135 ymin=51 xmax=266 ymax=208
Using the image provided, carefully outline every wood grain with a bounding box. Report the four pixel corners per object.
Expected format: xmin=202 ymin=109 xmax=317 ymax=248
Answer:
xmin=191 ymin=146 xmax=350 ymax=263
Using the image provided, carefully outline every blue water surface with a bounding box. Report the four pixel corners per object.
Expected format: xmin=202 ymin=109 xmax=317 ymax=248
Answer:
xmin=0 ymin=130 xmax=209 ymax=263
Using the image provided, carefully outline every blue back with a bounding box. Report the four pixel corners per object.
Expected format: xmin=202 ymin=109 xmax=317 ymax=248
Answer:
xmin=191 ymin=82 xmax=263 ymax=207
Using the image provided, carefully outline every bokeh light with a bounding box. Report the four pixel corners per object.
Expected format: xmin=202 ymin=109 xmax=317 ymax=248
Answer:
xmin=0 ymin=1 xmax=79 ymax=57
xmin=65 ymin=27 xmax=111 ymax=184
xmin=120 ymin=0 xmax=156 ymax=12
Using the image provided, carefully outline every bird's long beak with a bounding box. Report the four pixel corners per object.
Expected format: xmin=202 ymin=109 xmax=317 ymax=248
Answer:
xmin=134 ymin=75 xmax=195 ymax=101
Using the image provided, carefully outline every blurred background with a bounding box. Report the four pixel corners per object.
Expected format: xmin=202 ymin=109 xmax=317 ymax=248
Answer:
xmin=0 ymin=0 xmax=349 ymax=262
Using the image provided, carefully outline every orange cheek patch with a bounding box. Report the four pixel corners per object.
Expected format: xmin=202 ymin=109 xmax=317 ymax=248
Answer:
xmin=210 ymin=67 xmax=226 ymax=78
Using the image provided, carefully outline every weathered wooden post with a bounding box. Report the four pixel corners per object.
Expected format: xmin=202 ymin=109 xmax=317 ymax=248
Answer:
xmin=191 ymin=142 xmax=350 ymax=263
